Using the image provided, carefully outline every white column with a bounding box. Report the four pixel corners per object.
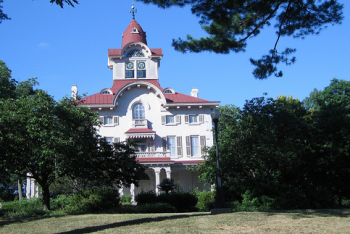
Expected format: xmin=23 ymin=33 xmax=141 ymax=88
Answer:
xmin=153 ymin=168 xmax=161 ymax=194
xmin=118 ymin=186 xmax=124 ymax=196
xmin=130 ymin=183 xmax=135 ymax=203
xmin=30 ymin=178 xmax=35 ymax=198
xmin=26 ymin=175 xmax=31 ymax=198
xmin=165 ymin=167 xmax=171 ymax=179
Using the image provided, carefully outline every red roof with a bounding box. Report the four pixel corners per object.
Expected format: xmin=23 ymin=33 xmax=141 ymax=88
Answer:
xmin=137 ymin=157 xmax=172 ymax=162
xmin=80 ymin=79 xmax=212 ymax=105
xmin=108 ymin=48 xmax=163 ymax=57
xmin=122 ymin=19 xmax=147 ymax=49
xmin=164 ymin=93 xmax=210 ymax=103
xmin=125 ymin=128 xmax=156 ymax=133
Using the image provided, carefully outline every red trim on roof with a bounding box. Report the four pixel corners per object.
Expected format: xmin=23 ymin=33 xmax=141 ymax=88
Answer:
xmin=80 ymin=93 xmax=114 ymax=105
xmin=137 ymin=157 xmax=172 ymax=162
xmin=174 ymin=160 xmax=205 ymax=164
xmin=125 ymin=128 xmax=155 ymax=133
xmin=110 ymin=79 xmax=163 ymax=94
xmin=108 ymin=48 xmax=163 ymax=57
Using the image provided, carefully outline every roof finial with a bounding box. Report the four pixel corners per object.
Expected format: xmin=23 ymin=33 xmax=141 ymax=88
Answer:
xmin=130 ymin=3 xmax=137 ymax=20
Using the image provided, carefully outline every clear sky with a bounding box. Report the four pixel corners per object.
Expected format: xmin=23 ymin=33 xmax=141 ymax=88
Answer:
xmin=1 ymin=1 xmax=349 ymax=109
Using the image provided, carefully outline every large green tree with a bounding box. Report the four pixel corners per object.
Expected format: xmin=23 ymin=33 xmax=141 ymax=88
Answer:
xmin=304 ymin=78 xmax=350 ymax=205
xmin=0 ymin=61 xmax=144 ymax=210
xmin=197 ymin=97 xmax=324 ymax=208
xmin=138 ymin=0 xmax=343 ymax=79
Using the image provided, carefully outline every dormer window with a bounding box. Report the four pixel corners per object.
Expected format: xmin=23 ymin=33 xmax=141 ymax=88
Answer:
xmin=100 ymin=89 xmax=112 ymax=95
xmin=163 ymin=88 xmax=175 ymax=94
xmin=125 ymin=60 xmax=146 ymax=79
xmin=126 ymin=49 xmax=144 ymax=58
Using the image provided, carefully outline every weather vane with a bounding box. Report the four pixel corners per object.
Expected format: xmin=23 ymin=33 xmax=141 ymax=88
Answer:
xmin=130 ymin=3 xmax=137 ymax=20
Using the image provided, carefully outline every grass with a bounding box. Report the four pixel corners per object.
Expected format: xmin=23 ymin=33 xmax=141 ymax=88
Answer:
xmin=1 ymin=209 xmax=350 ymax=233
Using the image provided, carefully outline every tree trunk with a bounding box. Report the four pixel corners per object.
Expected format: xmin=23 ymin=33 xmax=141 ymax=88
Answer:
xmin=41 ymin=185 xmax=51 ymax=211
xmin=17 ymin=179 xmax=22 ymax=201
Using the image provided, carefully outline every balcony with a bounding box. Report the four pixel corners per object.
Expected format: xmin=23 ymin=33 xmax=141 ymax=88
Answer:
xmin=135 ymin=151 xmax=169 ymax=158
xmin=132 ymin=119 xmax=147 ymax=128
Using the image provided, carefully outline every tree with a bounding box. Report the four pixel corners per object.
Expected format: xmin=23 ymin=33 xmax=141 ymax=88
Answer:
xmin=197 ymin=97 xmax=319 ymax=208
xmin=304 ymin=78 xmax=350 ymax=205
xmin=138 ymin=0 xmax=343 ymax=79
xmin=0 ymin=62 xmax=145 ymax=210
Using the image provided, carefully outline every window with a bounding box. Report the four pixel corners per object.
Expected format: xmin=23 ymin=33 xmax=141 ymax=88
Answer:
xmin=105 ymin=137 xmax=113 ymax=144
xmin=104 ymin=117 xmax=113 ymax=125
xmin=186 ymin=135 xmax=205 ymax=157
xmin=167 ymin=137 xmax=176 ymax=156
xmin=135 ymin=144 xmax=147 ymax=152
xmin=166 ymin=116 xmax=174 ymax=124
xmin=125 ymin=49 xmax=146 ymax=79
xmin=162 ymin=115 xmax=181 ymax=125
xmin=185 ymin=114 xmax=204 ymax=124
xmin=189 ymin=115 xmax=197 ymax=123
xmin=191 ymin=136 xmax=199 ymax=156
xmin=133 ymin=104 xmax=145 ymax=119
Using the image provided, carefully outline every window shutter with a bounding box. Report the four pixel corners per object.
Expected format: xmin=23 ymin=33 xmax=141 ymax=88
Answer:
xmin=113 ymin=137 xmax=120 ymax=143
xmin=185 ymin=115 xmax=189 ymax=124
xmin=113 ymin=116 xmax=119 ymax=125
xmin=199 ymin=114 xmax=204 ymax=123
xmin=99 ymin=116 xmax=104 ymax=124
xmin=162 ymin=137 xmax=167 ymax=152
xmin=176 ymin=136 xmax=182 ymax=156
xmin=176 ymin=115 xmax=181 ymax=124
xmin=200 ymin=136 xmax=206 ymax=155
xmin=161 ymin=116 xmax=166 ymax=125
xmin=186 ymin=136 xmax=191 ymax=156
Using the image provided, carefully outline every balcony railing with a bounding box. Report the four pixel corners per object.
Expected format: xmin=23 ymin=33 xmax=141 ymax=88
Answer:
xmin=132 ymin=119 xmax=147 ymax=128
xmin=135 ymin=151 xmax=169 ymax=158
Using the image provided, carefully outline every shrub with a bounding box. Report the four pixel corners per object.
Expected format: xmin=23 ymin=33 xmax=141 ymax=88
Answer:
xmin=0 ymin=198 xmax=44 ymax=217
xmin=135 ymin=191 xmax=158 ymax=205
xmin=196 ymin=191 xmax=215 ymax=211
xmin=63 ymin=189 xmax=120 ymax=214
xmin=158 ymin=191 xmax=198 ymax=212
xmin=231 ymin=190 xmax=274 ymax=211
xmin=120 ymin=194 xmax=132 ymax=204
xmin=137 ymin=203 xmax=176 ymax=213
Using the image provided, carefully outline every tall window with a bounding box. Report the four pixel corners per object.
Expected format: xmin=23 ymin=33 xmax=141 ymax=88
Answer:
xmin=125 ymin=49 xmax=146 ymax=79
xmin=133 ymin=103 xmax=145 ymax=119
xmin=191 ymin=136 xmax=199 ymax=156
xmin=167 ymin=137 xmax=176 ymax=156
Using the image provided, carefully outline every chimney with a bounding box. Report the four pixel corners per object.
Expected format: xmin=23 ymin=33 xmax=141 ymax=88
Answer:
xmin=190 ymin=88 xmax=198 ymax=98
xmin=71 ymin=85 xmax=78 ymax=100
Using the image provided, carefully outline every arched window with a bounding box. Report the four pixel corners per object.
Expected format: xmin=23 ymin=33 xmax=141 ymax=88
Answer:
xmin=133 ymin=103 xmax=145 ymax=119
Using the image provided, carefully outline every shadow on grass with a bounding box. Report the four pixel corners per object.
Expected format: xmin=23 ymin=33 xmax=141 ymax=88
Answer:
xmin=256 ymin=209 xmax=350 ymax=219
xmin=0 ymin=215 xmax=61 ymax=227
xmin=56 ymin=213 xmax=210 ymax=234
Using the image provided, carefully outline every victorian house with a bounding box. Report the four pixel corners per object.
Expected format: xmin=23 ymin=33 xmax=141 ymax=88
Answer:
xmin=69 ymin=15 xmax=220 ymax=200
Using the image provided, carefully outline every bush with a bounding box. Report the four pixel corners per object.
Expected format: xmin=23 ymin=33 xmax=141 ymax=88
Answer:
xmin=135 ymin=191 xmax=158 ymax=205
xmin=63 ymin=189 xmax=120 ymax=214
xmin=120 ymin=195 xmax=132 ymax=204
xmin=231 ymin=190 xmax=274 ymax=211
xmin=0 ymin=198 xmax=44 ymax=217
xmin=196 ymin=191 xmax=215 ymax=211
xmin=158 ymin=191 xmax=198 ymax=212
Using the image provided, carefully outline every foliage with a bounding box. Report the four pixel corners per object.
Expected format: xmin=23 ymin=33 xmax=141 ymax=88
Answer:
xmin=196 ymin=90 xmax=350 ymax=209
xmin=135 ymin=190 xmax=197 ymax=212
xmin=231 ymin=190 xmax=274 ymax=211
xmin=120 ymin=195 xmax=133 ymax=204
xmin=59 ymin=189 xmax=120 ymax=214
xmin=0 ymin=61 xmax=145 ymax=211
xmin=195 ymin=190 xmax=215 ymax=211
xmin=135 ymin=191 xmax=158 ymax=205
xmin=0 ymin=198 xmax=45 ymax=217
xmin=138 ymin=0 xmax=343 ymax=79
xmin=0 ymin=0 xmax=10 ymax=24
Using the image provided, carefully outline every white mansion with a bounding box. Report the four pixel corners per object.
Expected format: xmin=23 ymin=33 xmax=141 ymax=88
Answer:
xmin=26 ymin=17 xmax=220 ymax=199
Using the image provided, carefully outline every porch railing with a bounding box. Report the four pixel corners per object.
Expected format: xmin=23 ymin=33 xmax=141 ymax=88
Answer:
xmin=132 ymin=119 xmax=147 ymax=128
xmin=135 ymin=151 xmax=169 ymax=158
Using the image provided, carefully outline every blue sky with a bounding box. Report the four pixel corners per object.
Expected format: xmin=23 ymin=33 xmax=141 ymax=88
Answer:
xmin=1 ymin=0 xmax=349 ymax=109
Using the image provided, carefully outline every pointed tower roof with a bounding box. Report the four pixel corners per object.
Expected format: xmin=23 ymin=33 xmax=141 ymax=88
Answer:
xmin=121 ymin=19 xmax=147 ymax=49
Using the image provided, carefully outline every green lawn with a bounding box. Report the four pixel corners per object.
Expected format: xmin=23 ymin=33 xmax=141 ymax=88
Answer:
xmin=1 ymin=209 xmax=350 ymax=233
